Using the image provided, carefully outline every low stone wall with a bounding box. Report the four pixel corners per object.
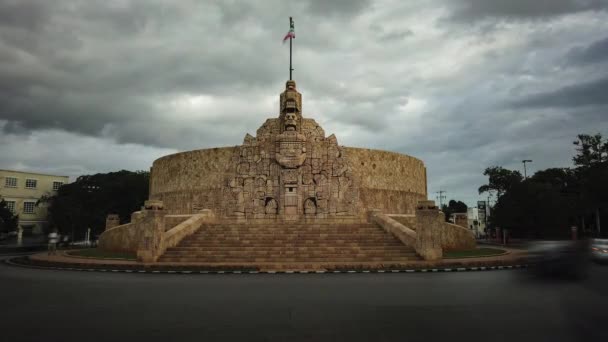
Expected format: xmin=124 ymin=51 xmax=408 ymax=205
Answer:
xmin=99 ymin=220 xmax=149 ymax=253
xmin=370 ymin=211 xmax=416 ymax=248
xmin=387 ymin=214 xmax=416 ymax=230
xmin=99 ymin=208 xmax=217 ymax=262
xmin=164 ymin=215 xmax=192 ymax=232
xmin=441 ymin=222 xmax=476 ymax=251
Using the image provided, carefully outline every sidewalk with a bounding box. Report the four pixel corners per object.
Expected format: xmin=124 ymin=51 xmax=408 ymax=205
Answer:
xmin=16 ymin=248 xmax=529 ymax=272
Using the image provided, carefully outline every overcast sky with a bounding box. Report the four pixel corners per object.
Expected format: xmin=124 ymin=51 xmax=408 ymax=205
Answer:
xmin=1 ymin=0 xmax=607 ymax=206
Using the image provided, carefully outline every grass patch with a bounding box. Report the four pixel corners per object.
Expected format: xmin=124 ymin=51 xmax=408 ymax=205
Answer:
xmin=444 ymin=248 xmax=506 ymax=259
xmin=68 ymin=248 xmax=136 ymax=260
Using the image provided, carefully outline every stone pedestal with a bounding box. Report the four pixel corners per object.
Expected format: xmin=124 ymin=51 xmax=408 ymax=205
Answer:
xmin=135 ymin=202 xmax=166 ymax=262
xmin=415 ymin=200 xmax=443 ymax=260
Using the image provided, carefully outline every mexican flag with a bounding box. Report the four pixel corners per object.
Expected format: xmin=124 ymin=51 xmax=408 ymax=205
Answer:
xmin=282 ymin=17 xmax=295 ymax=43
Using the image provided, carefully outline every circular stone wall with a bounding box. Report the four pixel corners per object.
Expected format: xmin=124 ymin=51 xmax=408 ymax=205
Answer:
xmin=149 ymin=146 xmax=427 ymax=216
xmin=344 ymin=147 xmax=427 ymax=215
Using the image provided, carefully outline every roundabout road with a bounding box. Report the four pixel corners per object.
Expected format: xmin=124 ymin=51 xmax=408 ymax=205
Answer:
xmin=1 ymin=256 xmax=606 ymax=342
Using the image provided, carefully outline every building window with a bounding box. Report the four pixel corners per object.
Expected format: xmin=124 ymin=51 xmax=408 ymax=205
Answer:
xmin=25 ymin=179 xmax=37 ymax=189
xmin=5 ymin=201 xmax=16 ymax=213
xmin=52 ymin=181 xmax=64 ymax=191
xmin=23 ymin=201 xmax=36 ymax=214
xmin=5 ymin=177 xmax=17 ymax=188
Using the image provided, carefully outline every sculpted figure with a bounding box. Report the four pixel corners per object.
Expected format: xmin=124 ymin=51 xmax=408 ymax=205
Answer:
xmin=304 ymin=198 xmax=317 ymax=215
xmin=265 ymin=198 xmax=278 ymax=214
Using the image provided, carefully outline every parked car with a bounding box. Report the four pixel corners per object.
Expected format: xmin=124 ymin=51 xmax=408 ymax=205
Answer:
xmin=590 ymin=238 xmax=608 ymax=264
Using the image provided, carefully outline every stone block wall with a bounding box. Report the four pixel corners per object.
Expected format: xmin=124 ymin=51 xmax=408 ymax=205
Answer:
xmin=441 ymin=222 xmax=476 ymax=251
xmin=98 ymin=217 xmax=152 ymax=252
xmin=148 ymin=146 xmax=427 ymax=218
xmin=344 ymin=147 xmax=427 ymax=196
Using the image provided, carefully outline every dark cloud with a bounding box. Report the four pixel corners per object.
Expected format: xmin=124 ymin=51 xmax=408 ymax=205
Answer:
xmin=305 ymin=0 xmax=371 ymax=17
xmin=513 ymin=77 xmax=608 ymax=108
xmin=447 ymin=0 xmax=608 ymax=21
xmin=566 ymin=36 xmax=608 ymax=65
xmin=0 ymin=0 xmax=51 ymax=31
xmin=0 ymin=0 xmax=607 ymax=206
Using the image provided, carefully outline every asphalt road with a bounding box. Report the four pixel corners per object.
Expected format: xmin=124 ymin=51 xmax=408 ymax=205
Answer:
xmin=1 ymin=258 xmax=606 ymax=342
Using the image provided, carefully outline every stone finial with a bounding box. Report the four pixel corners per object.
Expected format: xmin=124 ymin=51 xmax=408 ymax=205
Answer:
xmin=417 ymin=200 xmax=438 ymax=210
xmin=105 ymin=214 xmax=120 ymax=230
xmin=144 ymin=200 xmax=164 ymax=211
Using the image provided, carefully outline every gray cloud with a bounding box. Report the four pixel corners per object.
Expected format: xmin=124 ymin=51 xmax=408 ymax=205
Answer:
xmin=1 ymin=0 xmax=607 ymax=206
xmin=566 ymin=36 xmax=608 ymax=65
xmin=447 ymin=0 xmax=608 ymax=21
xmin=513 ymin=77 xmax=608 ymax=108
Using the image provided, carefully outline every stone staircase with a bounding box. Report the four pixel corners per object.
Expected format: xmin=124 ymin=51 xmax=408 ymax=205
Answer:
xmin=158 ymin=222 xmax=419 ymax=264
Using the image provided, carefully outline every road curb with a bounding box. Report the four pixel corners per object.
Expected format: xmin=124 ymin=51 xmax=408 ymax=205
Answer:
xmin=4 ymin=257 xmax=529 ymax=274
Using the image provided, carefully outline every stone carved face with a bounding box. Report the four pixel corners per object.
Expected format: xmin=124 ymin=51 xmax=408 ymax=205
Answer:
xmin=285 ymin=113 xmax=297 ymax=131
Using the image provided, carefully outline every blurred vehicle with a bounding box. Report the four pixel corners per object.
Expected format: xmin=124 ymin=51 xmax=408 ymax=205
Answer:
xmin=7 ymin=231 xmax=18 ymax=237
xmin=527 ymin=240 xmax=589 ymax=279
xmin=590 ymin=238 xmax=608 ymax=264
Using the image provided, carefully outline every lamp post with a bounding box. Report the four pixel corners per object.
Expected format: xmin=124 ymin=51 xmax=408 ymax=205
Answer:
xmin=522 ymin=159 xmax=533 ymax=179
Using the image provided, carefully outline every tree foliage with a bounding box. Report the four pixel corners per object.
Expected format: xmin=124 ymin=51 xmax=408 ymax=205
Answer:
xmin=42 ymin=170 xmax=149 ymax=239
xmin=482 ymin=133 xmax=607 ymax=238
xmin=573 ymin=133 xmax=607 ymax=168
xmin=478 ymin=166 xmax=523 ymax=199
xmin=441 ymin=200 xmax=468 ymax=222
xmin=0 ymin=199 xmax=18 ymax=233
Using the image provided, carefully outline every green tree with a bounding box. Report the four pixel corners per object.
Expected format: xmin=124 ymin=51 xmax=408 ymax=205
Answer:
xmin=41 ymin=170 xmax=149 ymax=239
xmin=572 ymin=133 xmax=607 ymax=237
xmin=478 ymin=166 xmax=523 ymax=199
xmin=573 ymin=133 xmax=607 ymax=168
xmin=492 ymin=168 xmax=578 ymax=238
xmin=441 ymin=199 xmax=468 ymax=222
xmin=0 ymin=199 xmax=18 ymax=233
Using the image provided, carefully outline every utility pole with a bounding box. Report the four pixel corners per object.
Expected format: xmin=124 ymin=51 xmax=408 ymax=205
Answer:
xmin=522 ymin=159 xmax=533 ymax=179
xmin=436 ymin=190 xmax=446 ymax=208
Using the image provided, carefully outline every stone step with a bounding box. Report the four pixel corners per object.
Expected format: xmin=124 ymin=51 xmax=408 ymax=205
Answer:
xmin=197 ymin=230 xmax=385 ymax=235
xmin=191 ymin=231 xmax=389 ymax=235
xmin=163 ymin=253 xmax=416 ymax=259
xmin=202 ymin=223 xmax=377 ymax=226
xmin=179 ymin=239 xmax=403 ymax=244
xmin=163 ymin=249 xmax=416 ymax=255
xmin=158 ymin=256 xmax=418 ymax=263
xmin=184 ymin=236 xmax=394 ymax=244
xmin=195 ymin=231 xmax=387 ymax=236
xmin=187 ymin=232 xmax=394 ymax=239
xmin=167 ymin=245 xmax=413 ymax=252
xmin=157 ymin=221 xmax=417 ymax=263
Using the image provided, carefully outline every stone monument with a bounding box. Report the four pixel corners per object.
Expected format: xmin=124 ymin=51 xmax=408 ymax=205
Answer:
xmin=99 ymin=79 xmax=476 ymax=262
xmin=148 ymin=80 xmax=428 ymax=221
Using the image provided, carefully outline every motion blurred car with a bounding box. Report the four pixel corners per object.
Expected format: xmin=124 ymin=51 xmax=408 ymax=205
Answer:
xmin=527 ymin=240 xmax=589 ymax=279
xmin=590 ymin=238 xmax=608 ymax=264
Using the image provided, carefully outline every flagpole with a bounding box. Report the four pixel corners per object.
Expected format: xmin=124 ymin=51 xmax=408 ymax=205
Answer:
xmin=289 ymin=17 xmax=293 ymax=80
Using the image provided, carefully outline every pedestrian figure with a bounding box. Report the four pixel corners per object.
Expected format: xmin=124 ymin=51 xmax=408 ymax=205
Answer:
xmin=48 ymin=229 xmax=58 ymax=255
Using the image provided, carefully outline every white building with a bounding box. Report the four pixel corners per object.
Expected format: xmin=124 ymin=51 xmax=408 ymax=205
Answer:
xmin=467 ymin=207 xmax=486 ymax=238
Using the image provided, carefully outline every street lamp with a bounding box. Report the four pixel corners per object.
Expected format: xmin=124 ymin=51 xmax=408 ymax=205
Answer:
xmin=522 ymin=159 xmax=533 ymax=179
